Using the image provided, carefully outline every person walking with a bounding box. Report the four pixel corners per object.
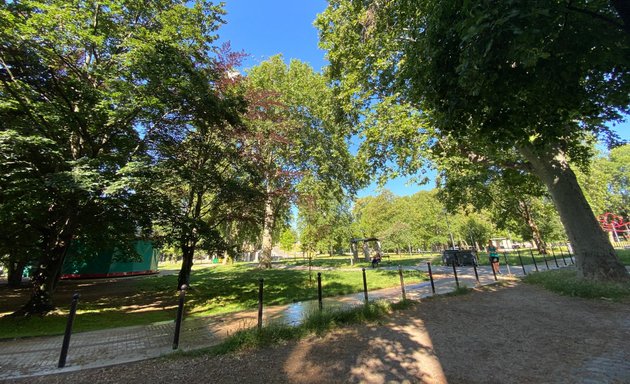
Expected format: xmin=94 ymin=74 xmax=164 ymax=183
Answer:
xmin=488 ymin=240 xmax=500 ymax=274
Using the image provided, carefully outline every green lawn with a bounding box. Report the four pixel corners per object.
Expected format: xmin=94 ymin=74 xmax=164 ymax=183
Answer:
xmin=0 ymin=263 xmax=427 ymax=339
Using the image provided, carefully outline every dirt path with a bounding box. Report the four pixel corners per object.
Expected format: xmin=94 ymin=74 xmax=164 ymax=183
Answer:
xmin=6 ymin=282 xmax=630 ymax=384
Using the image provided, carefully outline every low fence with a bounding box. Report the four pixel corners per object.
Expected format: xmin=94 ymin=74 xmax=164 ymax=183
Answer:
xmin=53 ymin=247 xmax=579 ymax=369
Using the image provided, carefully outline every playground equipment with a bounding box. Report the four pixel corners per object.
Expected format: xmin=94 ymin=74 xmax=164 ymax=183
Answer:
xmin=597 ymin=212 xmax=630 ymax=243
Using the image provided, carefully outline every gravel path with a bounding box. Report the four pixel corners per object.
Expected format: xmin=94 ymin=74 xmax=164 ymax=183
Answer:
xmin=5 ymin=282 xmax=629 ymax=384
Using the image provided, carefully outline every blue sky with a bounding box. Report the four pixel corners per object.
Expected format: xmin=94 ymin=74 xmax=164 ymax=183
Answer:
xmin=218 ymin=1 xmax=629 ymax=198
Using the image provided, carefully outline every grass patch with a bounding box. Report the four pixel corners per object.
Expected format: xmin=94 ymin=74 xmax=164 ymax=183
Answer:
xmin=523 ymin=268 xmax=630 ymax=301
xmin=615 ymin=248 xmax=630 ymax=265
xmin=445 ymin=285 xmax=472 ymax=297
xmin=178 ymin=301 xmax=395 ymax=358
xmin=0 ymin=263 xmax=427 ymax=339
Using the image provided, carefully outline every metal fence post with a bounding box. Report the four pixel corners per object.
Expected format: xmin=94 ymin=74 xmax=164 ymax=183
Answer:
xmin=172 ymin=284 xmax=187 ymax=350
xmin=427 ymin=262 xmax=436 ymax=295
xmin=530 ymin=249 xmax=539 ymax=272
xmin=362 ymin=268 xmax=368 ymax=304
xmin=451 ymin=260 xmax=460 ymax=289
xmin=317 ymin=272 xmax=323 ymax=311
xmin=559 ymin=248 xmax=568 ymax=266
xmin=473 ymin=262 xmax=480 ymax=284
xmin=541 ymin=250 xmax=550 ymax=270
xmin=550 ymin=247 xmax=560 ymax=268
xmin=517 ymin=250 xmax=527 ymax=275
xmin=257 ymin=278 xmax=264 ymax=330
xmin=58 ymin=293 xmax=80 ymax=368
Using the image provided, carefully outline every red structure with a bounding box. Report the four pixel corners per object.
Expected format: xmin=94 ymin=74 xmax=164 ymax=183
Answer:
xmin=597 ymin=213 xmax=630 ymax=242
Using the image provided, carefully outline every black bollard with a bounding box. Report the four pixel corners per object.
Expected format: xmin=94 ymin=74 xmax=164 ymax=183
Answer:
xmin=172 ymin=284 xmax=187 ymax=350
xmin=541 ymin=251 xmax=550 ymax=270
xmin=427 ymin=262 xmax=436 ymax=294
xmin=473 ymin=262 xmax=480 ymax=284
xmin=550 ymin=247 xmax=560 ymax=268
xmin=398 ymin=266 xmax=406 ymax=301
xmin=258 ymin=278 xmax=264 ymax=330
xmin=503 ymin=253 xmax=511 ymax=275
xmin=530 ymin=249 xmax=539 ymax=272
xmin=362 ymin=268 xmax=369 ymax=304
xmin=451 ymin=260 xmax=460 ymax=289
xmin=317 ymin=272 xmax=323 ymax=311
xmin=517 ymin=250 xmax=527 ymax=275
xmin=559 ymin=248 xmax=568 ymax=266
xmin=58 ymin=293 xmax=80 ymax=368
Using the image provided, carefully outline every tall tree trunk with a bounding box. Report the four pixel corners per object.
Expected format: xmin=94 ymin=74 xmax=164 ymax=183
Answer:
xmin=260 ymin=192 xmax=275 ymax=269
xmin=519 ymin=145 xmax=629 ymax=281
xmin=517 ymin=200 xmax=548 ymax=255
xmin=7 ymin=253 xmax=27 ymax=288
xmin=177 ymin=244 xmax=195 ymax=289
xmin=15 ymin=230 xmax=73 ymax=316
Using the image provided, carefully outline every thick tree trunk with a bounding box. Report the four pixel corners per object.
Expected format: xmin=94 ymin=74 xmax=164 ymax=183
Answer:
xmin=14 ymin=236 xmax=72 ymax=316
xmin=7 ymin=254 xmax=27 ymax=288
xmin=260 ymin=192 xmax=275 ymax=269
xmin=518 ymin=200 xmax=548 ymax=255
xmin=177 ymin=245 xmax=194 ymax=289
xmin=519 ymin=145 xmax=629 ymax=281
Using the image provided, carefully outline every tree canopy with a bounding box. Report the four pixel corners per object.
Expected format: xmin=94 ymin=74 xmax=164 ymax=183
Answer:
xmin=317 ymin=0 xmax=630 ymax=281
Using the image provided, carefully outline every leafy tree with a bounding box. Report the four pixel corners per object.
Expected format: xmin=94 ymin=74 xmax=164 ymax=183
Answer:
xmin=244 ymin=56 xmax=356 ymax=268
xmin=317 ymin=0 xmax=630 ymax=281
xmin=278 ymin=227 xmax=297 ymax=253
xmin=149 ymin=71 xmax=262 ymax=288
xmin=0 ymin=0 xmax=228 ymax=314
xmin=578 ymin=144 xmax=630 ymax=218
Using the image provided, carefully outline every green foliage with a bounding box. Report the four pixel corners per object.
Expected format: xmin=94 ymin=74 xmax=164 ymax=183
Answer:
xmin=577 ymin=144 xmax=630 ymax=217
xmin=317 ymin=0 xmax=630 ymax=280
xmin=278 ymin=228 xmax=297 ymax=252
xmin=0 ymin=0 xmax=239 ymax=311
xmin=524 ymin=268 xmax=630 ymax=300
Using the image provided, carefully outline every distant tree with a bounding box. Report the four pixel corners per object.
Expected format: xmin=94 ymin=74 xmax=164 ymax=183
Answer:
xmin=279 ymin=228 xmax=297 ymax=253
xmin=244 ymin=56 xmax=356 ymax=268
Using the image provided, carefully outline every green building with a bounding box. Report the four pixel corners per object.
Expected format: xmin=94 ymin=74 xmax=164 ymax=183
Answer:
xmin=61 ymin=241 xmax=159 ymax=279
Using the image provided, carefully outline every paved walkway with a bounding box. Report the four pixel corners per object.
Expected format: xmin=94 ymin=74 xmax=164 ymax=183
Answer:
xmin=0 ymin=263 xmax=557 ymax=380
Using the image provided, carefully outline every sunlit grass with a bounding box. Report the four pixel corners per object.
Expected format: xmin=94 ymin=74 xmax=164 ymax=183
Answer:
xmin=0 ymin=263 xmax=427 ymax=339
xmin=523 ymin=267 xmax=630 ymax=301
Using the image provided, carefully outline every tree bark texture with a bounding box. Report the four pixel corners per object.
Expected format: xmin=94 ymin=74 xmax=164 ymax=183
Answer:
xmin=517 ymin=200 xmax=548 ymax=255
xmin=177 ymin=245 xmax=194 ymax=289
xmin=519 ymin=145 xmax=629 ymax=281
xmin=7 ymin=254 xmax=26 ymax=288
xmin=16 ymin=232 xmax=73 ymax=316
xmin=260 ymin=192 xmax=275 ymax=269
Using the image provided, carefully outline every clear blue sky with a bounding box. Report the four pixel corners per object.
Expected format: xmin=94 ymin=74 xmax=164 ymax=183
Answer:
xmin=218 ymin=1 xmax=629 ymax=198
